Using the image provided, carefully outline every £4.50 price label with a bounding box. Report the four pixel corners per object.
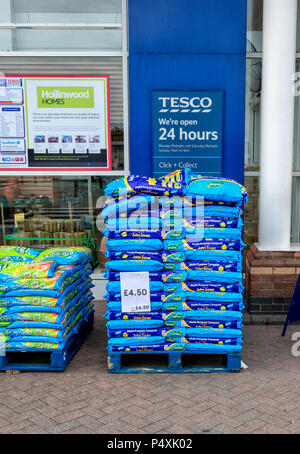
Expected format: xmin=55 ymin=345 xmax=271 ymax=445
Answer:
xmin=120 ymin=272 xmax=150 ymax=313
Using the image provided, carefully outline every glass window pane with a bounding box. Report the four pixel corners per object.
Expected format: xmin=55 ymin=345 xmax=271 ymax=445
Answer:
xmin=0 ymin=0 xmax=123 ymax=52
xmin=291 ymin=177 xmax=300 ymax=243
xmin=10 ymin=0 xmax=122 ymax=24
xmin=245 ymin=58 xmax=261 ymax=170
xmin=296 ymin=5 xmax=300 ymax=52
xmin=294 ymin=61 xmax=300 ymax=171
xmin=247 ymin=0 xmax=263 ymax=53
xmin=3 ymin=29 xmax=122 ymax=52
xmin=244 ymin=175 xmax=259 ymax=247
xmin=0 ymin=175 xmax=120 ymax=269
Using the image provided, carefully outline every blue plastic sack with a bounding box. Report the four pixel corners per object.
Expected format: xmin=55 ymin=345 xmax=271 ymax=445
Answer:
xmin=163 ymin=281 xmax=243 ymax=293
xmin=164 ymin=239 xmax=244 ymax=252
xmin=184 ymin=291 xmax=243 ymax=303
xmin=183 ymin=260 xmax=242 ymax=272
xmin=163 ymin=309 xmax=242 ymax=322
xmin=186 ymin=176 xmax=248 ymax=203
xmin=105 ymin=270 xmax=187 ymax=283
xmin=108 ymin=343 xmax=242 ymax=352
xmin=105 ymin=311 xmax=163 ymax=321
xmin=106 ymin=217 xmax=161 ymax=231
xmin=35 ymin=247 xmax=92 ymax=266
xmin=104 ymin=229 xmax=185 ymax=241
xmin=183 ymin=216 xmax=243 ymax=232
xmin=105 ymin=251 xmax=164 ymax=261
xmin=106 ymin=319 xmax=164 ymax=330
xmin=162 ymin=301 xmax=244 ymax=312
xmin=186 ymin=228 xmax=242 ymax=241
xmin=104 ymin=174 xmax=185 ymax=197
xmin=107 ymin=320 xmax=242 ymax=338
xmin=184 ymin=249 xmax=243 ymax=262
xmin=184 ymin=270 xmax=242 ymax=282
xmin=105 ymin=259 xmax=164 ymax=272
xmin=101 ymin=194 xmax=157 ymax=219
xmin=107 ymin=336 xmax=165 ymax=346
xmin=105 ymin=239 xmax=163 ymax=252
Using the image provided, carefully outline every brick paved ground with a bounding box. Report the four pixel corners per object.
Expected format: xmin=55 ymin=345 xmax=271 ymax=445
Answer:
xmin=0 ymin=302 xmax=300 ymax=434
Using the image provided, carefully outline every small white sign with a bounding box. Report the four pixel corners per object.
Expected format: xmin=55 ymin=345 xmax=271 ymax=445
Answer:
xmin=120 ymin=272 xmax=150 ymax=313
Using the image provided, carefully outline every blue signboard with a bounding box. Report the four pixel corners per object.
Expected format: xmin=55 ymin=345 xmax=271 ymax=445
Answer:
xmin=151 ymin=91 xmax=223 ymax=177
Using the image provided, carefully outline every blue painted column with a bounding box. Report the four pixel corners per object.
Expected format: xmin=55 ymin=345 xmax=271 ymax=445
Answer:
xmin=128 ymin=0 xmax=247 ymax=184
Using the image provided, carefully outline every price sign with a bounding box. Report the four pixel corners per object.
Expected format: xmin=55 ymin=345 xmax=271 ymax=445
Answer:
xmin=120 ymin=272 xmax=150 ymax=313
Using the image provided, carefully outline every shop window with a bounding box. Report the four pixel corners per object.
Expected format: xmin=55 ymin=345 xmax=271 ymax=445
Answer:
xmin=0 ymin=0 xmax=122 ymax=52
xmin=245 ymin=58 xmax=261 ymax=171
xmin=0 ymin=175 xmax=119 ymax=268
xmin=247 ymin=0 xmax=263 ymax=53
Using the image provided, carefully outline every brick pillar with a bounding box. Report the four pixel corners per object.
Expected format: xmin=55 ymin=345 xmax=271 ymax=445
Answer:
xmin=246 ymin=244 xmax=300 ymax=314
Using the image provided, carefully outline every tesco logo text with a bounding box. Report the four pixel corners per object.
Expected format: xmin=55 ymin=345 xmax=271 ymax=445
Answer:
xmin=158 ymin=96 xmax=212 ymax=113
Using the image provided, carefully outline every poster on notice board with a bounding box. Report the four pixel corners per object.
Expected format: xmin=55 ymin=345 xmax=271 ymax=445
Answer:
xmin=0 ymin=75 xmax=111 ymax=174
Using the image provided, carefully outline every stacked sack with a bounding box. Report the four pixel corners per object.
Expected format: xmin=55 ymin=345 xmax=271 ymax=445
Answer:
xmin=0 ymin=246 xmax=94 ymax=351
xmin=102 ymin=169 xmax=247 ymax=355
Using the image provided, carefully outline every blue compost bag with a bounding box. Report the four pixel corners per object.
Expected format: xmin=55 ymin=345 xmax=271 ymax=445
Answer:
xmin=185 ymin=228 xmax=242 ymax=241
xmin=159 ymin=196 xmax=239 ymax=208
xmin=106 ymin=319 xmax=164 ymax=330
xmin=162 ymin=301 xmax=244 ymax=312
xmin=105 ymin=270 xmax=187 ymax=283
xmin=106 ymin=217 xmax=161 ymax=230
xmin=101 ymin=194 xmax=157 ymax=219
xmin=107 ymin=336 xmax=164 ymax=346
xmin=183 ymin=291 xmax=243 ymax=303
xmin=163 ymin=281 xmax=243 ymax=293
xmin=34 ymin=247 xmax=92 ymax=265
xmin=105 ymin=239 xmax=163 ymax=252
xmin=104 ymin=250 xmax=185 ymax=262
xmin=162 ymin=327 xmax=242 ymax=339
xmin=184 ymin=270 xmax=242 ymax=282
xmin=164 ymin=238 xmax=245 ymax=252
xmin=166 ymin=319 xmax=242 ymax=329
xmin=184 ymin=249 xmax=243 ymax=262
xmin=166 ymin=337 xmax=242 ymax=345
xmin=186 ymin=176 xmax=248 ymax=203
xmin=104 ymin=229 xmax=185 ymax=240
xmin=104 ymin=251 xmax=164 ymax=261
xmin=104 ymin=174 xmax=185 ymax=197
xmin=105 ymin=310 xmax=163 ymax=321
xmin=183 ymin=216 xmax=243 ymax=232
xmin=107 ymin=320 xmax=242 ymax=337
xmin=0 ymin=301 xmax=94 ymax=332
xmin=108 ymin=343 xmax=242 ymax=352
xmin=182 ymin=260 xmax=242 ymax=272
xmin=105 ymin=259 xmax=164 ymax=272
xmin=163 ymin=319 xmax=242 ymax=329
xmin=162 ymin=309 xmax=242 ymax=322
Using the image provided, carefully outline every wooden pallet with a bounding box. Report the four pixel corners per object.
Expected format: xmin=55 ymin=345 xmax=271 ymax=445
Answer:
xmin=0 ymin=311 xmax=94 ymax=372
xmin=108 ymin=348 xmax=241 ymax=373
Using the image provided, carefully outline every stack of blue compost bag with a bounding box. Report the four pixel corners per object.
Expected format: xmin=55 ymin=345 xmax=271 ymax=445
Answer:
xmin=0 ymin=246 xmax=94 ymax=351
xmin=102 ymin=169 xmax=247 ymax=356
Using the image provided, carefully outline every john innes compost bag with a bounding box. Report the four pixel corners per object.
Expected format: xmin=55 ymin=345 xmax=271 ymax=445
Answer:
xmin=0 ymin=246 xmax=94 ymax=353
xmin=102 ymin=168 xmax=247 ymax=358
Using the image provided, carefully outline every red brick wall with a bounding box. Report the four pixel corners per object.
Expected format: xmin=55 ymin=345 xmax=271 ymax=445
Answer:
xmin=245 ymin=244 xmax=299 ymax=313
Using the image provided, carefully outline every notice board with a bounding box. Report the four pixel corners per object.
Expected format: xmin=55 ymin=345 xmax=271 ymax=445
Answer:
xmin=152 ymin=91 xmax=223 ymax=177
xmin=0 ymin=75 xmax=111 ymax=173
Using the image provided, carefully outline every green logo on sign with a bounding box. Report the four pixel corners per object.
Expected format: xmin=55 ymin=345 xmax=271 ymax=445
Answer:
xmin=37 ymin=86 xmax=94 ymax=108
xmin=206 ymin=182 xmax=224 ymax=188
